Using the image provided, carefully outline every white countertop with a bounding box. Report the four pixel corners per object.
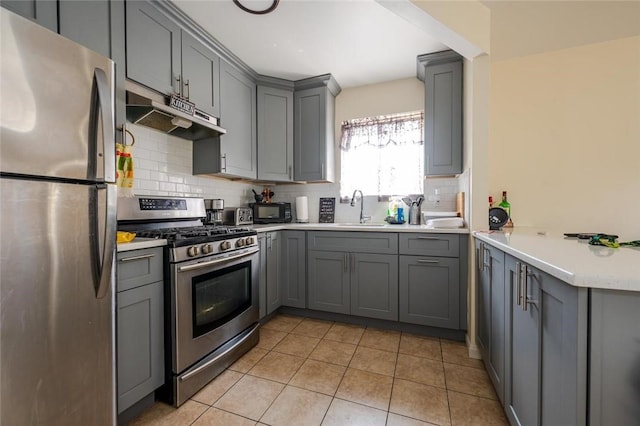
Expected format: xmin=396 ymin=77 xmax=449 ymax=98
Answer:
xmin=250 ymin=222 xmax=469 ymax=234
xmin=473 ymin=228 xmax=639 ymax=292
xmin=117 ymin=238 xmax=167 ymax=252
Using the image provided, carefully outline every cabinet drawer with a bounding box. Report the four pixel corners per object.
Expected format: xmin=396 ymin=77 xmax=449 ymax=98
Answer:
xmin=399 ymin=233 xmax=459 ymax=257
xmin=308 ymin=231 xmax=398 ymax=254
xmin=117 ymin=247 xmax=163 ymax=292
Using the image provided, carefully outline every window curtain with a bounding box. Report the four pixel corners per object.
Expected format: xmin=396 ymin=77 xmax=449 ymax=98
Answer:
xmin=340 ymin=111 xmax=423 ymax=197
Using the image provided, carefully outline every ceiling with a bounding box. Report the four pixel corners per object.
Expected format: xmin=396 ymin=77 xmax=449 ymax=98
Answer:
xmin=170 ymin=0 xmax=447 ymax=89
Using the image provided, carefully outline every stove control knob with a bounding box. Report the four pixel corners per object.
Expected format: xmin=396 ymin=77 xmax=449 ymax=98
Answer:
xmin=201 ymin=244 xmax=213 ymax=254
xmin=187 ymin=246 xmax=200 ymax=257
xmin=220 ymin=241 xmax=231 ymax=251
xmin=245 ymin=237 xmax=255 ymax=245
xmin=236 ymin=239 xmax=245 ymax=248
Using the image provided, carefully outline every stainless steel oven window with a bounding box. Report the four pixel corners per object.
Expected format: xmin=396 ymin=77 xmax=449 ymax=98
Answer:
xmin=191 ymin=261 xmax=252 ymax=338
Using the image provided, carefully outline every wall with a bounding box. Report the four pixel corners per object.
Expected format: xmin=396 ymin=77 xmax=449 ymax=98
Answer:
xmin=124 ymin=123 xmax=259 ymax=207
xmin=489 ymin=35 xmax=640 ymax=237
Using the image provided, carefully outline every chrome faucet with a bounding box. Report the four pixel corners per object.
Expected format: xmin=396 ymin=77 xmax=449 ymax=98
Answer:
xmin=350 ymin=189 xmax=371 ymax=224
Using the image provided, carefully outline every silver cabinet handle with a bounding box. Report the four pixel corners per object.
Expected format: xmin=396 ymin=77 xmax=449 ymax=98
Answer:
xmin=221 ymin=153 xmax=227 ymax=172
xmin=288 ymin=165 xmax=292 ymax=180
xmin=185 ymin=79 xmax=190 ymax=100
xmin=119 ymin=253 xmax=155 ymax=262
xmin=417 ymin=237 xmax=441 ymax=240
xmin=417 ymin=259 xmax=439 ymax=264
xmin=522 ymin=264 xmax=528 ymax=311
xmin=175 ymin=74 xmax=181 ymax=96
xmin=483 ymin=247 xmax=491 ymax=272
xmin=515 ymin=261 xmax=522 ymax=306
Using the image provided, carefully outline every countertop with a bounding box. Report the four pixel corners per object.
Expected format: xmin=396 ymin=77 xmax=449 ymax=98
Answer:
xmin=473 ymin=228 xmax=639 ymax=292
xmin=249 ymin=223 xmax=469 ymax=234
xmin=117 ymin=238 xmax=167 ymax=252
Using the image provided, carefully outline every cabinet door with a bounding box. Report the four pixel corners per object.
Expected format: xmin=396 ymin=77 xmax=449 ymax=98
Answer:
xmin=181 ymin=31 xmax=220 ymax=118
xmin=1 ymin=0 xmax=57 ymax=31
xmin=59 ymin=0 xmax=111 ymax=58
xmin=294 ymin=86 xmax=334 ymax=182
xmin=266 ymin=232 xmax=281 ymax=315
xmin=126 ymin=1 xmax=180 ymax=94
xmin=117 ymin=247 xmax=163 ymax=292
xmin=257 ymin=85 xmax=294 ymax=181
xmin=424 ymin=60 xmax=462 ymax=176
xmin=117 ymin=281 xmax=164 ymax=413
xmin=399 ymin=255 xmax=459 ymax=329
xmin=219 ymin=60 xmax=257 ymax=179
xmin=281 ymin=231 xmax=306 ymax=308
xmin=504 ymin=255 xmax=540 ymax=426
xmin=475 ymin=241 xmax=506 ymax=402
xmin=351 ymin=253 xmax=398 ymax=321
xmin=258 ymin=234 xmax=267 ymax=319
xmin=307 ymin=250 xmax=350 ymax=314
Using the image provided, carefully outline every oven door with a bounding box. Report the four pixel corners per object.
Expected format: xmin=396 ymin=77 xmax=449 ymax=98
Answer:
xmin=172 ymin=247 xmax=259 ymax=374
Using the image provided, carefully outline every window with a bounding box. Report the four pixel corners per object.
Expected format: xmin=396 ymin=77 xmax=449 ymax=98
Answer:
xmin=340 ymin=111 xmax=424 ymax=198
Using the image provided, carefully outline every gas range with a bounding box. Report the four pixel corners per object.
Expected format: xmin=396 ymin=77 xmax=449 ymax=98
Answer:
xmin=134 ymin=225 xmax=258 ymax=262
xmin=117 ymin=195 xmax=258 ymax=263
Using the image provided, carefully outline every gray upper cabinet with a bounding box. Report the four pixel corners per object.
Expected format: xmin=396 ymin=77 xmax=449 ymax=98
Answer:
xmin=1 ymin=0 xmax=57 ymax=31
xmin=417 ymin=51 xmax=462 ymax=176
xmin=280 ymin=231 xmax=306 ymax=308
xmin=475 ymin=240 xmax=506 ymax=403
xmin=59 ymin=0 xmax=111 ymax=58
xmin=216 ymin=60 xmax=257 ymax=179
xmin=504 ymin=254 xmax=588 ymax=426
xmin=293 ymin=75 xmax=341 ymax=182
xmin=126 ymin=1 xmax=180 ymax=95
xmin=257 ymin=83 xmax=294 ymax=182
xmin=181 ymin=31 xmax=220 ymax=118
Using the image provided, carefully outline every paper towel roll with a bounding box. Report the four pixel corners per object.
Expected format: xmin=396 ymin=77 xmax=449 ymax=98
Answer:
xmin=295 ymin=196 xmax=309 ymax=223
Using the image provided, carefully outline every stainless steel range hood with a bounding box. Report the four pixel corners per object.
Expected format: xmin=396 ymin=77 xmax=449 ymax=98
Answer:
xmin=125 ymin=81 xmax=226 ymax=140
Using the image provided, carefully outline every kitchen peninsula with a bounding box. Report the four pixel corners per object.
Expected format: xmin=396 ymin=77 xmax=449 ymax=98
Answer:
xmin=473 ymin=228 xmax=639 ymax=426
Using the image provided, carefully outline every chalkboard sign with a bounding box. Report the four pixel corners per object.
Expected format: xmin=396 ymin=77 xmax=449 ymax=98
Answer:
xmin=318 ymin=197 xmax=335 ymax=223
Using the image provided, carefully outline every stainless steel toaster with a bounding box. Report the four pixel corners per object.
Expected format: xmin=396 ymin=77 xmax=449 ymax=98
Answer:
xmin=222 ymin=207 xmax=253 ymax=226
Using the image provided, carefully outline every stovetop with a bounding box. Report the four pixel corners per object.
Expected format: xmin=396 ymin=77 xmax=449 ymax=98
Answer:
xmin=134 ymin=225 xmax=256 ymax=247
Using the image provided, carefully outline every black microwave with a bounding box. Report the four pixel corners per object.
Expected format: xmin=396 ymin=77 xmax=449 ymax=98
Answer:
xmin=251 ymin=202 xmax=292 ymax=224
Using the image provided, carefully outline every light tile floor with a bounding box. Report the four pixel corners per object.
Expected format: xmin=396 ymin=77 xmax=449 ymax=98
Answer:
xmin=129 ymin=315 xmax=508 ymax=426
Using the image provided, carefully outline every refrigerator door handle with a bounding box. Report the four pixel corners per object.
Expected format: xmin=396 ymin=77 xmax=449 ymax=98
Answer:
xmin=95 ymin=184 xmax=117 ymax=299
xmin=93 ymin=67 xmax=115 ymax=183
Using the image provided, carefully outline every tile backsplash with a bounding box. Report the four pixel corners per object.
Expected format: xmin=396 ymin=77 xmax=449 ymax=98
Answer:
xmin=126 ymin=123 xmax=469 ymax=224
xmin=126 ymin=123 xmax=259 ymax=207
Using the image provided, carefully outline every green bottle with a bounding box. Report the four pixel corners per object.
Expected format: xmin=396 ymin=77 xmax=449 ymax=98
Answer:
xmin=499 ymin=191 xmax=513 ymax=227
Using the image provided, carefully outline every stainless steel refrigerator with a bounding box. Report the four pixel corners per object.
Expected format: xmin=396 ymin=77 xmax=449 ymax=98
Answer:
xmin=0 ymin=9 xmax=117 ymax=425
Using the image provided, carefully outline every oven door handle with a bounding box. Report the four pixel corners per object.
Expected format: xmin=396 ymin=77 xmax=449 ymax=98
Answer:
xmin=178 ymin=247 xmax=259 ymax=272
xmin=179 ymin=322 xmax=260 ymax=382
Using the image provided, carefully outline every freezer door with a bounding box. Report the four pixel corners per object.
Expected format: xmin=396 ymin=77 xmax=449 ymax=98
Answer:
xmin=0 ymin=9 xmax=115 ymax=183
xmin=0 ymin=178 xmax=116 ymax=425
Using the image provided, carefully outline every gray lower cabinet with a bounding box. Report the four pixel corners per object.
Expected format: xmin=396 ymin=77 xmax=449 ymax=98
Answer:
xmin=399 ymin=233 xmax=462 ymax=330
xmin=307 ymin=250 xmax=350 ymax=315
xmin=399 ymin=255 xmax=459 ymax=329
xmin=504 ymin=254 xmax=587 ymax=426
xmin=293 ymin=75 xmax=341 ymax=182
xmin=264 ymin=232 xmax=282 ymax=315
xmin=307 ymin=231 xmax=398 ymax=320
xmin=257 ymin=84 xmax=294 ymax=182
xmin=258 ymin=234 xmax=268 ymax=318
xmin=475 ymin=240 xmax=506 ymax=403
xmin=1 ymin=0 xmax=57 ymax=31
xmin=589 ymin=289 xmax=640 ymax=426
xmin=417 ymin=51 xmax=463 ymax=176
xmin=116 ymin=247 xmax=164 ymax=414
xmin=281 ymin=231 xmax=306 ymax=308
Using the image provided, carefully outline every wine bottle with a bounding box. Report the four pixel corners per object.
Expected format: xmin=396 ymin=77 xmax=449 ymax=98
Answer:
xmin=499 ymin=191 xmax=513 ymax=227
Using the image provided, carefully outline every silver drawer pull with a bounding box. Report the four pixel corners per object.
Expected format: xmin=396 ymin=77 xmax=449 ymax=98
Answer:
xmin=417 ymin=259 xmax=439 ymax=264
xmin=118 ymin=253 xmax=155 ymax=262
xmin=416 ymin=237 xmax=441 ymax=240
